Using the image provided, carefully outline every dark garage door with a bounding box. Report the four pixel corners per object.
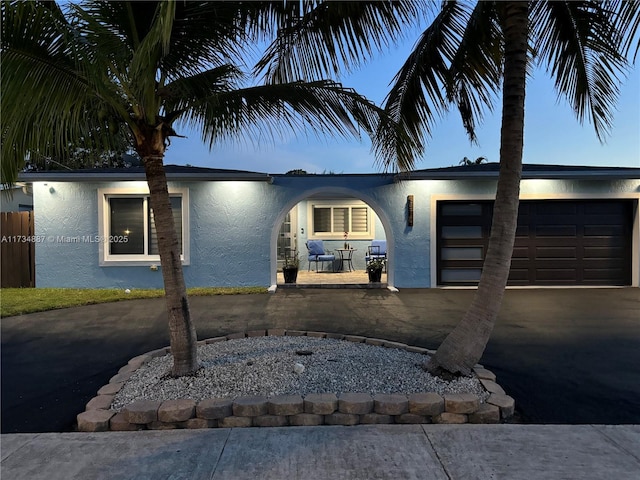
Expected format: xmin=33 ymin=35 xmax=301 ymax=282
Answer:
xmin=437 ymin=200 xmax=634 ymax=286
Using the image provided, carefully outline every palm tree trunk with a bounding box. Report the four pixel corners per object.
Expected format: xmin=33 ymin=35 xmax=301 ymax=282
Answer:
xmin=427 ymin=1 xmax=528 ymax=376
xmin=143 ymin=154 xmax=199 ymax=376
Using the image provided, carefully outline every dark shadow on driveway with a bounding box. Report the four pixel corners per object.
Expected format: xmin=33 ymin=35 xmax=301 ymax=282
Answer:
xmin=2 ymin=288 xmax=639 ymax=432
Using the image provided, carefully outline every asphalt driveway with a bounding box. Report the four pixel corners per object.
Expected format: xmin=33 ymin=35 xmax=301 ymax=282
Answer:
xmin=2 ymin=288 xmax=639 ymax=433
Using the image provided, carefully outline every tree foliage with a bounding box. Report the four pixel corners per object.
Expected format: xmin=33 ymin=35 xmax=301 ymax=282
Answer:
xmin=1 ymin=0 xmax=421 ymax=184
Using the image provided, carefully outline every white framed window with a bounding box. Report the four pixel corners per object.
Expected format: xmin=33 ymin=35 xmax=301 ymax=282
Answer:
xmin=308 ymin=199 xmax=374 ymax=239
xmin=98 ymin=187 xmax=189 ymax=266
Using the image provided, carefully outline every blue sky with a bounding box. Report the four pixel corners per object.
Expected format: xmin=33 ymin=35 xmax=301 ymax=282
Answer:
xmin=164 ymin=30 xmax=640 ymax=174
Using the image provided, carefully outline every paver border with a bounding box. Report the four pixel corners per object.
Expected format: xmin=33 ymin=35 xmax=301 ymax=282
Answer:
xmin=77 ymin=331 xmax=515 ymax=432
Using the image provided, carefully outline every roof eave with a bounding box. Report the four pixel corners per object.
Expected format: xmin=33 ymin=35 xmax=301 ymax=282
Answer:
xmin=18 ymin=172 xmax=274 ymax=183
xmin=394 ymin=170 xmax=640 ymax=181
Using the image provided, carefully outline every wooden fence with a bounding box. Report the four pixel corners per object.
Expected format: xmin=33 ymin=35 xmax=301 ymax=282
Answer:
xmin=1 ymin=211 xmax=35 ymax=288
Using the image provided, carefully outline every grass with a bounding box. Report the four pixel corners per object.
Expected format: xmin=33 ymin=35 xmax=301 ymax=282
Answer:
xmin=0 ymin=286 xmax=267 ymax=318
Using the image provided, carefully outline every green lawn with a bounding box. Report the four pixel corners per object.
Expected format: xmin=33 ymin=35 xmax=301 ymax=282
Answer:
xmin=0 ymin=286 xmax=267 ymax=317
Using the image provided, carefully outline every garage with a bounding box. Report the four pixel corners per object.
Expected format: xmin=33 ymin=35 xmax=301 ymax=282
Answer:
xmin=437 ymin=199 xmax=635 ymax=286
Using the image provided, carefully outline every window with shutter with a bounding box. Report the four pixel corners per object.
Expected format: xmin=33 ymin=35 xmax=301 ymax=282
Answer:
xmin=309 ymin=200 xmax=374 ymax=239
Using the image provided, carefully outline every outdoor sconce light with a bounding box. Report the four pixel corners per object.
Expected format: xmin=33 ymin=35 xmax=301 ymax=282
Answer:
xmin=407 ymin=195 xmax=414 ymax=227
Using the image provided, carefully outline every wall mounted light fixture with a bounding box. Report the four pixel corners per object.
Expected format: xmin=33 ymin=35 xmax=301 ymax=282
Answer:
xmin=407 ymin=195 xmax=414 ymax=227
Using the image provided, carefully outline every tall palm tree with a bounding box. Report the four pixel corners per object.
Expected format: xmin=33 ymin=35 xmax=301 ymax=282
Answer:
xmin=1 ymin=0 xmax=420 ymax=376
xmin=259 ymin=0 xmax=638 ymax=375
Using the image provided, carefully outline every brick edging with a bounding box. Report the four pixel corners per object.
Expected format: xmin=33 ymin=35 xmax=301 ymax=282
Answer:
xmin=77 ymin=331 xmax=516 ymax=432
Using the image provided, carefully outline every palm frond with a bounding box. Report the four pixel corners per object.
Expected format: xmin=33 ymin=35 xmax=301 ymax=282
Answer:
xmin=77 ymin=1 xmax=249 ymax=81
xmin=162 ymin=1 xmax=250 ymax=75
xmin=162 ymin=65 xmax=246 ymax=122
xmin=447 ymin=1 xmax=503 ymax=143
xmin=255 ymin=1 xmax=428 ymax=83
xmin=383 ymin=1 xmax=468 ymax=149
xmin=175 ymin=81 xmax=421 ymax=172
xmin=130 ymin=1 xmax=175 ymax=122
xmin=531 ymin=1 xmax=630 ymax=141
xmin=1 ymin=1 xmax=132 ymax=184
xmin=609 ymin=0 xmax=640 ymax=62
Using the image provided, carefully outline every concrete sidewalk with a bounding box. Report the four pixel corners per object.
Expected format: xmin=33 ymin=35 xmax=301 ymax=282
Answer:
xmin=2 ymin=424 xmax=639 ymax=479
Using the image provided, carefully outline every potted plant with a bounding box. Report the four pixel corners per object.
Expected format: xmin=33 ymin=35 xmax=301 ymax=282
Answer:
xmin=366 ymin=258 xmax=385 ymax=283
xmin=282 ymin=250 xmax=299 ymax=284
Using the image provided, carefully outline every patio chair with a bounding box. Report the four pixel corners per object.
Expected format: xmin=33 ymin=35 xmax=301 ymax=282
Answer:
xmin=306 ymin=240 xmax=336 ymax=272
xmin=365 ymin=240 xmax=387 ymax=271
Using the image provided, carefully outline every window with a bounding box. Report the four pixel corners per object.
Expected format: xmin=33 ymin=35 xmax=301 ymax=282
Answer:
xmin=98 ymin=188 xmax=189 ymax=265
xmin=308 ymin=200 xmax=374 ymax=239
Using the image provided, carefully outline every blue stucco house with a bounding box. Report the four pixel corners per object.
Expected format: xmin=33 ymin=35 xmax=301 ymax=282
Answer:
xmin=19 ymin=163 xmax=640 ymax=290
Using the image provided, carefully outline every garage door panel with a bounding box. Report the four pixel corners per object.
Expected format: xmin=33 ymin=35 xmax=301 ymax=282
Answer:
xmin=532 ymin=237 xmax=578 ymax=246
xmin=584 ymin=203 xmax=628 ymax=214
xmin=583 ymin=268 xmax=627 ymax=282
xmin=532 ymin=214 xmax=579 ymax=223
xmin=513 ymin=238 xmax=532 ymax=248
xmin=535 ymin=269 xmax=578 ymax=281
xmin=508 ymin=269 xmax=530 ymax=283
xmin=582 ymin=237 xmax=627 ymax=248
xmin=437 ymin=199 xmax=633 ymax=286
xmin=535 ymin=247 xmax=577 ymax=259
xmin=535 ymin=203 xmax=577 ymax=215
xmin=582 ymin=214 xmax=626 ymax=225
xmin=510 ymin=259 xmax=533 ymax=269
xmin=534 ymin=259 xmax=579 ymax=269
xmin=584 ymin=246 xmax=627 ymax=259
xmin=511 ymin=246 xmax=529 ymax=258
xmin=583 ymin=225 xmax=625 ymax=236
xmin=535 ymin=225 xmax=577 ymax=236
xmin=582 ymin=258 xmax=628 ymax=268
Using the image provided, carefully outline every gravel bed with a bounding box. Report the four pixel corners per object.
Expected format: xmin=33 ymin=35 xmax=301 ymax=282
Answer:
xmin=111 ymin=336 xmax=488 ymax=411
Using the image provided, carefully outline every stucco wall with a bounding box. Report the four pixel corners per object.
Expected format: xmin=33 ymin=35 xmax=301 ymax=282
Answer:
xmin=33 ymin=175 xmax=640 ymax=289
xmin=34 ymin=180 xmax=276 ymax=289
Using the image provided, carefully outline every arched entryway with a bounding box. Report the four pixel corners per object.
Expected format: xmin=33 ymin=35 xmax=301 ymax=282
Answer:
xmin=270 ymin=187 xmax=395 ymax=289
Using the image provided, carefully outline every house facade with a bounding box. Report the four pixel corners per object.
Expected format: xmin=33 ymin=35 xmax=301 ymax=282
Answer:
xmin=20 ymin=164 xmax=640 ymax=290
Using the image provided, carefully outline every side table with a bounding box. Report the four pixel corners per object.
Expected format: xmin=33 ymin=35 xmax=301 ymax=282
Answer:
xmin=336 ymin=248 xmax=356 ymax=272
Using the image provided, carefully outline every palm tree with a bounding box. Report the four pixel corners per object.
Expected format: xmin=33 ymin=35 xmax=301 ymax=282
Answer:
xmin=1 ymin=1 xmax=420 ymax=376
xmin=258 ymin=0 xmax=638 ymax=375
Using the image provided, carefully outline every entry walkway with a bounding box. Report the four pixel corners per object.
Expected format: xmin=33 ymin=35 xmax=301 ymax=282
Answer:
xmin=277 ymin=269 xmax=387 ymax=287
xmin=2 ymin=424 xmax=639 ymax=479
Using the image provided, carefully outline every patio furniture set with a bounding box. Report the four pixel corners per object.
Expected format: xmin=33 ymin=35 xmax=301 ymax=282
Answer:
xmin=306 ymin=240 xmax=387 ymax=273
